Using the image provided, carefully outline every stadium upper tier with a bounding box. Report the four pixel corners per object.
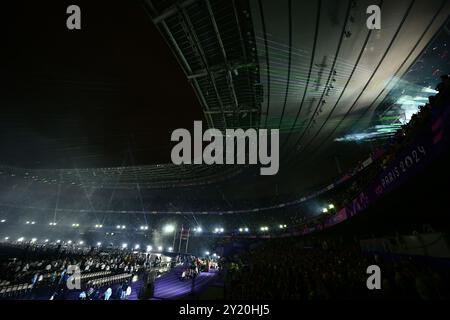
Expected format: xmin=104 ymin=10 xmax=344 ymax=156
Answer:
xmin=0 ymin=164 xmax=246 ymax=189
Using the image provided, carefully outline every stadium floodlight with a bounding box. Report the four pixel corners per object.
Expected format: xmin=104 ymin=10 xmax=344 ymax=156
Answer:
xmin=260 ymin=226 xmax=269 ymax=232
xmin=56 ymin=240 xmax=61 ymax=243
xmin=31 ymin=221 xmax=36 ymax=225
xmin=163 ymin=225 xmax=175 ymax=233
xmin=122 ymin=243 xmax=127 ymax=248
xmin=121 ymin=225 xmax=126 ymax=229
xmin=239 ymin=228 xmax=243 ymax=232
xmin=244 ymin=228 xmax=249 ymax=232
xmin=26 ymin=221 xmax=30 ymax=224
xmin=1 ymin=219 xmax=6 ymax=223
xmin=168 ymin=247 xmax=173 ymax=252
xmin=31 ymin=238 xmax=37 ymax=242
xmin=4 ymin=237 xmax=9 ymax=240
xmin=158 ymin=246 xmax=163 ymax=251
xmin=67 ymin=240 xmax=72 ymax=244
xmin=194 ymin=227 xmax=202 ymax=233
xmin=116 ymin=225 xmax=121 ymax=229
xmin=213 ymin=253 xmax=217 ymax=257
xmin=97 ymin=242 xmax=102 ymax=246
xmin=220 ymin=228 xmax=224 ymax=233
xmin=322 ymin=208 xmax=328 ymax=213
xmin=328 ymin=204 xmax=335 ymax=209
xmin=17 ymin=237 xmax=24 ymax=242
xmin=146 ymin=245 xmax=152 ymax=252
xmin=79 ymin=241 xmax=84 ymax=245
xmin=49 ymin=222 xmax=57 ymax=226
xmin=45 ymin=239 xmax=49 ymax=242
xmin=205 ymin=251 xmax=210 ymax=255
xmin=134 ymin=244 xmax=140 ymax=250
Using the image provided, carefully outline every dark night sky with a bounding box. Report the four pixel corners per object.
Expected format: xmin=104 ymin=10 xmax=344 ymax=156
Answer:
xmin=0 ymin=1 xmax=204 ymax=168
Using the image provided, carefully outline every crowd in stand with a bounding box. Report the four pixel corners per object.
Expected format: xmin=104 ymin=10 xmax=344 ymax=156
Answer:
xmin=0 ymin=243 xmax=150 ymax=299
xmin=0 ymin=244 xmax=146 ymax=283
xmin=194 ymin=76 xmax=450 ymax=300
xmin=0 ymin=242 xmax=214 ymax=300
xmin=310 ymin=75 xmax=450 ymax=224
xmin=223 ymin=237 xmax=450 ymax=300
xmin=75 ymin=281 xmax=132 ymax=301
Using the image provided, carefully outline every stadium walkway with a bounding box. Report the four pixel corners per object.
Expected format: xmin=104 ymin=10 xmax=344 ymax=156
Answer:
xmin=152 ymin=266 xmax=218 ymax=300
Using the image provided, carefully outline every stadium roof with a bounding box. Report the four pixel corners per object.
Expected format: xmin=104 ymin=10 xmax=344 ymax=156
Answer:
xmin=146 ymin=0 xmax=449 ymax=173
xmin=0 ymin=0 xmax=449 ymax=213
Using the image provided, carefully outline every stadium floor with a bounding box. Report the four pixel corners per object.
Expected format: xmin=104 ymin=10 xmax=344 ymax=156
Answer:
xmin=152 ymin=266 xmax=218 ymax=300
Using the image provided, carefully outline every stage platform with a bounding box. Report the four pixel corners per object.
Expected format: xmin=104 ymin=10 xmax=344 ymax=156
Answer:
xmin=152 ymin=266 xmax=219 ymax=300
